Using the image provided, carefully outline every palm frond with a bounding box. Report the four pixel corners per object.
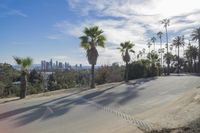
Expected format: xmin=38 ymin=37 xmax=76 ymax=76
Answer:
xmin=80 ymin=36 xmax=88 ymax=43
xmin=22 ymin=57 xmax=33 ymax=68
xmin=97 ymin=35 xmax=106 ymax=48
xmin=13 ymin=56 xmax=22 ymax=65
xmin=81 ymin=43 xmax=90 ymax=50
xmin=191 ymin=28 xmax=200 ymax=41
xmin=130 ymin=49 xmax=135 ymax=53
xmin=117 ymin=47 xmax=124 ymax=52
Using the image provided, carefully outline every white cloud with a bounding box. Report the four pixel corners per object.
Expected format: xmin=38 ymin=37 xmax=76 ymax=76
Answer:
xmin=52 ymin=0 xmax=200 ymax=65
xmin=7 ymin=10 xmax=27 ymax=17
xmin=46 ymin=34 xmax=63 ymax=40
xmin=0 ymin=4 xmax=27 ymax=17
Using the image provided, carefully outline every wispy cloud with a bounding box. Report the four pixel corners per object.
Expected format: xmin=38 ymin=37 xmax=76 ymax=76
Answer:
xmin=6 ymin=9 xmax=28 ymax=17
xmin=0 ymin=5 xmax=28 ymax=18
xmin=46 ymin=34 xmax=63 ymax=40
xmin=52 ymin=0 xmax=200 ymax=64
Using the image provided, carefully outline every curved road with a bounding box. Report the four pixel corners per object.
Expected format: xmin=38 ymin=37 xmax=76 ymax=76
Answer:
xmin=0 ymin=74 xmax=200 ymax=133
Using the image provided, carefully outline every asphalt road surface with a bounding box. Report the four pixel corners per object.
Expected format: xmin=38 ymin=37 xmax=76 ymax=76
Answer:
xmin=0 ymin=74 xmax=200 ymax=133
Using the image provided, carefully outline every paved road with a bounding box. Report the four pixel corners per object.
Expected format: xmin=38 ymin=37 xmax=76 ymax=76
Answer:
xmin=0 ymin=74 xmax=199 ymax=133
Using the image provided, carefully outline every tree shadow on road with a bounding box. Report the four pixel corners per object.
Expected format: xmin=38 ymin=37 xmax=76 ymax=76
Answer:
xmin=0 ymin=77 xmax=157 ymax=128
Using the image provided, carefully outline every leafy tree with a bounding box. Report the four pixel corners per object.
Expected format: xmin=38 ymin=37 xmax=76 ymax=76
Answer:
xmin=80 ymin=26 xmax=106 ymax=88
xmin=107 ymin=63 xmax=124 ymax=82
xmin=191 ymin=27 xmax=200 ymax=72
xmin=0 ymin=63 xmax=20 ymax=97
xmin=47 ymin=74 xmax=57 ymax=91
xmin=118 ymin=41 xmax=135 ymax=82
xmin=28 ymin=69 xmax=44 ymax=94
xmin=29 ymin=69 xmax=43 ymax=85
xmin=172 ymin=36 xmax=185 ymax=73
xmin=95 ymin=65 xmax=109 ymax=84
xmin=161 ymin=18 xmax=170 ymax=75
xmin=128 ymin=59 xmax=151 ymax=79
xmin=13 ymin=57 xmax=33 ymax=99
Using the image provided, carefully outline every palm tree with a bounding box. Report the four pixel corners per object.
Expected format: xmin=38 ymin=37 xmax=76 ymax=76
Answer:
xmin=13 ymin=57 xmax=33 ymax=99
xmin=172 ymin=36 xmax=184 ymax=73
xmin=147 ymin=42 xmax=152 ymax=53
xmin=147 ymin=51 xmax=160 ymax=76
xmin=157 ymin=31 xmax=163 ymax=67
xmin=163 ymin=52 xmax=174 ymax=73
xmin=151 ymin=36 xmax=156 ymax=51
xmin=139 ymin=50 xmax=143 ymax=59
xmin=147 ymin=51 xmax=159 ymax=65
xmin=170 ymin=44 xmax=173 ymax=52
xmin=80 ymin=26 xmax=106 ymax=88
xmin=191 ymin=27 xmax=200 ymax=72
xmin=118 ymin=41 xmax=135 ymax=82
xmin=161 ymin=18 xmax=170 ymax=75
xmin=185 ymin=45 xmax=198 ymax=72
xmin=142 ymin=48 xmax=146 ymax=58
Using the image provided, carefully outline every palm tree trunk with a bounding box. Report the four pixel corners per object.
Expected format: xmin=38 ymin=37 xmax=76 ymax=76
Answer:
xmin=165 ymin=27 xmax=170 ymax=75
xmin=90 ymin=64 xmax=95 ymax=88
xmin=194 ymin=60 xmax=196 ymax=73
xmin=20 ymin=73 xmax=27 ymax=99
xmin=125 ymin=62 xmax=129 ymax=82
xmin=160 ymin=37 xmax=163 ymax=67
xmin=177 ymin=46 xmax=180 ymax=74
xmin=198 ymin=39 xmax=200 ymax=73
xmin=190 ymin=60 xmax=193 ymax=73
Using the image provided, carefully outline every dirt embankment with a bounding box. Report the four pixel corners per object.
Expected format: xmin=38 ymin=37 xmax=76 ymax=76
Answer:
xmin=138 ymin=87 xmax=200 ymax=133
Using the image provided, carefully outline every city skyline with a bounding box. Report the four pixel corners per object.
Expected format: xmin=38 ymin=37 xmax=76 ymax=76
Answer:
xmin=0 ymin=0 xmax=199 ymax=65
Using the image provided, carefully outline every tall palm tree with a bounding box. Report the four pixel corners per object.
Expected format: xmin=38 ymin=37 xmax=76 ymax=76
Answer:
xmin=170 ymin=44 xmax=173 ymax=52
xmin=157 ymin=31 xmax=163 ymax=67
xmin=139 ymin=50 xmax=143 ymax=59
xmin=157 ymin=32 xmax=163 ymax=46
xmin=151 ymin=36 xmax=156 ymax=51
xmin=142 ymin=48 xmax=146 ymax=58
xmin=191 ymin=27 xmax=200 ymax=72
xmin=147 ymin=51 xmax=159 ymax=65
xmin=118 ymin=41 xmax=135 ymax=82
xmin=185 ymin=45 xmax=198 ymax=72
xmin=147 ymin=51 xmax=159 ymax=76
xmin=80 ymin=26 xmax=106 ymax=88
xmin=172 ymin=36 xmax=184 ymax=73
xmin=161 ymin=18 xmax=170 ymax=75
xmin=147 ymin=42 xmax=152 ymax=53
xmin=13 ymin=57 xmax=33 ymax=99
xmin=163 ymin=52 xmax=173 ymax=68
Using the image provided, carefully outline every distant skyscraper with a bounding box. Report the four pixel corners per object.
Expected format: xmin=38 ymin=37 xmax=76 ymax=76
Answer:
xmin=41 ymin=59 xmax=71 ymax=71
xmin=59 ymin=62 xmax=63 ymax=69
xmin=46 ymin=62 xmax=50 ymax=71
xmin=56 ymin=61 xmax=58 ymax=68
xmin=41 ymin=60 xmax=46 ymax=71
xmin=50 ymin=59 xmax=53 ymax=69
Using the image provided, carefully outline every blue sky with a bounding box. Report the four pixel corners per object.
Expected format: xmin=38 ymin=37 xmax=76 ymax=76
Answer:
xmin=0 ymin=0 xmax=199 ymax=65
